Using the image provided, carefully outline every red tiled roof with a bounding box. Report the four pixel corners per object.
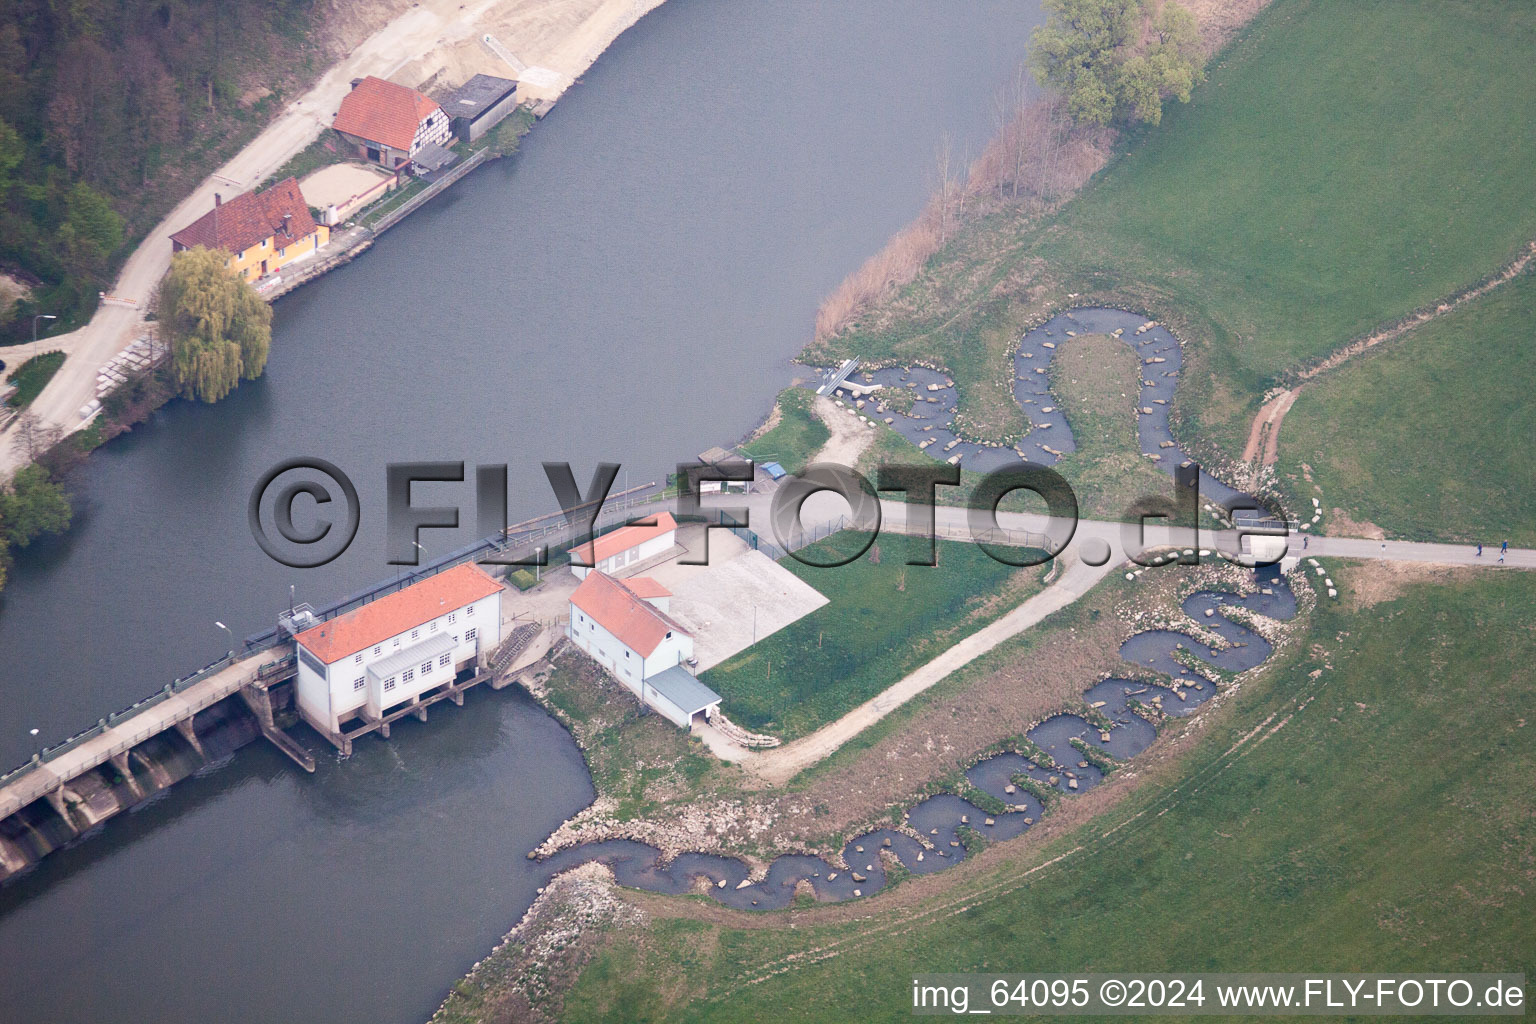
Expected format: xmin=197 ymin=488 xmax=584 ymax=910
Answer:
xmin=569 ymin=571 xmax=690 ymax=658
xmin=569 ymin=512 xmax=677 ymax=567
xmin=170 ymin=177 xmax=318 ymax=256
xmin=332 ymin=75 xmax=444 ymax=152
xmin=296 ymin=563 xmax=503 ymax=664
xmin=619 ymin=576 xmax=670 ymax=600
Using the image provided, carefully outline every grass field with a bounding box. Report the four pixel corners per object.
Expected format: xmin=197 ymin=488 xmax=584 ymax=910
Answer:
xmin=1048 ymin=332 xmax=1173 ymax=521
xmin=4 ymin=350 xmax=65 ymax=409
xmin=537 ymin=649 xmax=737 ymax=821
xmin=810 ymin=0 xmax=1536 ymax=459
xmin=1279 ymin=270 xmax=1536 ymax=546
xmin=560 ymin=565 xmax=1536 ymax=1021
xmin=702 ymin=531 xmax=1046 ymax=739
xmin=740 ymin=388 xmax=829 ymax=475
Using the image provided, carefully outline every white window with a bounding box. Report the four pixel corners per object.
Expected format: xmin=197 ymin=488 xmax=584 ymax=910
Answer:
xmin=466 ymin=605 xmax=475 ymax=616
xmin=438 ymin=653 xmax=451 ymax=667
xmin=403 ymin=668 xmax=414 ymax=682
xmin=392 ymin=638 xmax=400 ymax=648
xmin=277 ymin=247 xmax=286 ymax=258
xmin=260 ymin=239 xmax=268 ymax=249
xmin=448 ymin=612 xmax=456 ymax=624
xmin=411 ymin=629 xmax=420 ymax=640
xmin=421 ymin=661 xmax=433 ymax=675
xmin=465 ymin=628 xmax=477 ymax=643
xmin=385 ymin=677 xmax=396 ymax=691
xmin=430 ymin=621 xmax=438 ymax=632
xmin=624 ymin=650 xmax=630 ymax=659
xmin=373 ymin=645 xmax=382 ymax=656
xmin=354 ymin=653 xmax=363 ymax=665
xmin=354 ymin=676 xmax=365 ymax=690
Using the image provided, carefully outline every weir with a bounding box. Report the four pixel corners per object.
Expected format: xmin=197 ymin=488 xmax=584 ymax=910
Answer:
xmin=0 ymin=492 xmax=667 ymax=886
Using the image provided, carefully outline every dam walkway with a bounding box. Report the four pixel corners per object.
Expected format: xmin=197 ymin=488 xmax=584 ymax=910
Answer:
xmin=0 ymin=644 xmax=306 ymax=822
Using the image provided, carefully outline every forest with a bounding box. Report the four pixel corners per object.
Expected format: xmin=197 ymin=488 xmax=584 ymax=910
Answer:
xmin=0 ymin=0 xmax=323 ymax=343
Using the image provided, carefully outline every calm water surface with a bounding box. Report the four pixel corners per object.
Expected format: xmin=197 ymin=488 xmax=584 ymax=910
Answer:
xmin=0 ymin=2 xmax=1045 ymax=1021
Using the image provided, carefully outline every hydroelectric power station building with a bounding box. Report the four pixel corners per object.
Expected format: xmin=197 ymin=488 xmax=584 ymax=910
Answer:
xmin=293 ymin=564 xmax=504 ymax=744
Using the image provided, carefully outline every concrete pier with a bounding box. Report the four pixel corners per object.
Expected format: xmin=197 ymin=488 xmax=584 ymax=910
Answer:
xmin=0 ymin=645 xmax=301 ymax=822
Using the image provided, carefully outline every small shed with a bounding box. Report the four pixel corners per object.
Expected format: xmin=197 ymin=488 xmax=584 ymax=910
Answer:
xmin=443 ymin=74 xmax=520 ymax=143
xmin=697 ymin=446 xmax=752 ymax=493
xmin=410 ymin=141 xmax=460 ymax=180
xmin=642 ymin=665 xmax=722 ymax=730
xmin=760 ymin=461 xmax=788 ymax=480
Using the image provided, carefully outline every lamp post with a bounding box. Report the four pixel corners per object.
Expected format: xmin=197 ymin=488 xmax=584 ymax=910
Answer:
xmin=214 ymin=620 xmax=236 ymax=659
xmin=398 ymin=540 xmax=425 ymax=589
xmin=32 ymin=314 xmax=56 ymax=362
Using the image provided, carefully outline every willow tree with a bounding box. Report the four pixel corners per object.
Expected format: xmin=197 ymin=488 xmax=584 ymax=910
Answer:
xmin=1028 ymin=0 xmax=1203 ymax=127
xmin=158 ymin=246 xmax=272 ymax=403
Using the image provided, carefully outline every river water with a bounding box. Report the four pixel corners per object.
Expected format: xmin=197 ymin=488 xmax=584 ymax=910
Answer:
xmin=0 ymin=2 xmax=1043 ymax=1021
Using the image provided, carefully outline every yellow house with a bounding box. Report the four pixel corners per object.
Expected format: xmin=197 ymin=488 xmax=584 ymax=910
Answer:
xmin=170 ymin=177 xmax=329 ymax=283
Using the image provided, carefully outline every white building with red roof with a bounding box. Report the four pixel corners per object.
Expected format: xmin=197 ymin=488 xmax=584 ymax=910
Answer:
xmin=568 ymin=511 xmax=678 ymax=580
xmin=567 ymin=571 xmax=719 ymax=729
xmin=292 ymin=563 xmax=503 ymax=735
xmin=331 ymin=75 xmax=452 ymax=170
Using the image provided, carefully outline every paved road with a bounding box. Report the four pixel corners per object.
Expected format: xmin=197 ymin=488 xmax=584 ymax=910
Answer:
xmin=720 ymin=489 xmax=1536 ymax=570
xmin=693 ymin=489 xmax=1533 ymax=777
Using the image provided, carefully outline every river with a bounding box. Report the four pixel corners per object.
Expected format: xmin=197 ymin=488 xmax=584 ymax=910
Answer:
xmin=0 ymin=1 xmax=1043 ymax=1021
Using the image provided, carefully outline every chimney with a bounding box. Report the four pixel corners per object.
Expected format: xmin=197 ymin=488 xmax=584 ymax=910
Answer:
xmin=214 ymin=193 xmax=222 ymax=207
xmin=282 ymin=212 xmax=292 ymax=235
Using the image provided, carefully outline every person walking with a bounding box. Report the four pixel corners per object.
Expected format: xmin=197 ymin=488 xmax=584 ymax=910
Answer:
xmin=1303 ymin=535 xmax=1308 ymax=550
xmin=1477 ymin=543 xmax=1483 ymax=557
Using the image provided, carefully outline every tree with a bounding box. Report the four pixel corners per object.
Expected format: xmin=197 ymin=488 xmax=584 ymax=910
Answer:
xmin=0 ymin=117 xmax=20 ymax=198
xmin=0 ymin=464 xmax=72 ymax=548
xmin=59 ymin=181 xmax=124 ymax=282
xmin=158 ymin=246 xmax=272 ymax=403
xmin=1028 ymin=0 xmax=1204 ymax=127
xmin=8 ymin=411 xmax=63 ymax=465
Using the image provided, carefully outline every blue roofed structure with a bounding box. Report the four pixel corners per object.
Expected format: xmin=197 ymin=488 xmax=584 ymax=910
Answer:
xmin=642 ymin=665 xmax=722 ymax=730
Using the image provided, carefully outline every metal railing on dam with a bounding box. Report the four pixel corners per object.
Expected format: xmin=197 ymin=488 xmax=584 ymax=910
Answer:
xmin=0 ymin=645 xmax=296 ymax=820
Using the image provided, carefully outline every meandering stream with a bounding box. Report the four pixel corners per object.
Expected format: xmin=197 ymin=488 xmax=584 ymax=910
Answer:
xmin=539 ymin=564 xmax=1294 ymax=909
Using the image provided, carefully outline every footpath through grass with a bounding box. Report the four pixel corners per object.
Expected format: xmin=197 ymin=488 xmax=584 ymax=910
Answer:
xmin=740 ymin=388 xmax=828 ymax=475
xmin=812 ymin=0 xmax=1536 ymax=458
xmin=703 ymin=532 xmax=1046 ymax=740
xmin=562 ymin=565 xmax=1536 ymax=1021
xmin=4 ymin=351 xmax=65 ymax=408
xmin=1279 ymin=270 xmax=1536 ymax=546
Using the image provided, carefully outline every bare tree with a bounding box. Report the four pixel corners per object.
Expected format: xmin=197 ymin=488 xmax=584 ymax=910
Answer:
xmin=1008 ymin=63 xmax=1032 ymax=199
xmin=9 ymin=412 xmax=64 ymax=466
xmin=935 ymin=132 xmax=958 ymax=246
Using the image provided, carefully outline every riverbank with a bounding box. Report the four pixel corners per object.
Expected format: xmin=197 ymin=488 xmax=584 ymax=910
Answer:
xmin=520 ymin=562 xmax=1535 ymax=1022
xmin=802 ymin=0 xmax=1536 ymax=513
xmin=0 ymin=0 xmax=669 ymax=481
xmin=433 ymin=556 xmax=1315 ymax=1022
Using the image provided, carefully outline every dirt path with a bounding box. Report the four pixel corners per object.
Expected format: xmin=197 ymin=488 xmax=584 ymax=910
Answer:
xmin=708 ymin=551 xmax=1119 ymax=785
xmin=1240 ymin=239 xmax=1536 ymax=475
xmin=808 ymin=395 xmax=877 ymax=468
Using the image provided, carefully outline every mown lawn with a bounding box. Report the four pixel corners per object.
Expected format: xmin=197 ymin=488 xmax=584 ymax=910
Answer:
xmin=702 ymin=531 xmax=1045 ymax=739
xmin=4 ymin=350 xmax=65 ymax=408
xmin=563 ymin=566 xmax=1536 ymax=1021
xmin=740 ymin=387 xmax=828 ymax=475
xmin=1278 ymin=270 xmax=1536 ymax=546
xmin=813 ymin=0 xmax=1536 ymax=458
